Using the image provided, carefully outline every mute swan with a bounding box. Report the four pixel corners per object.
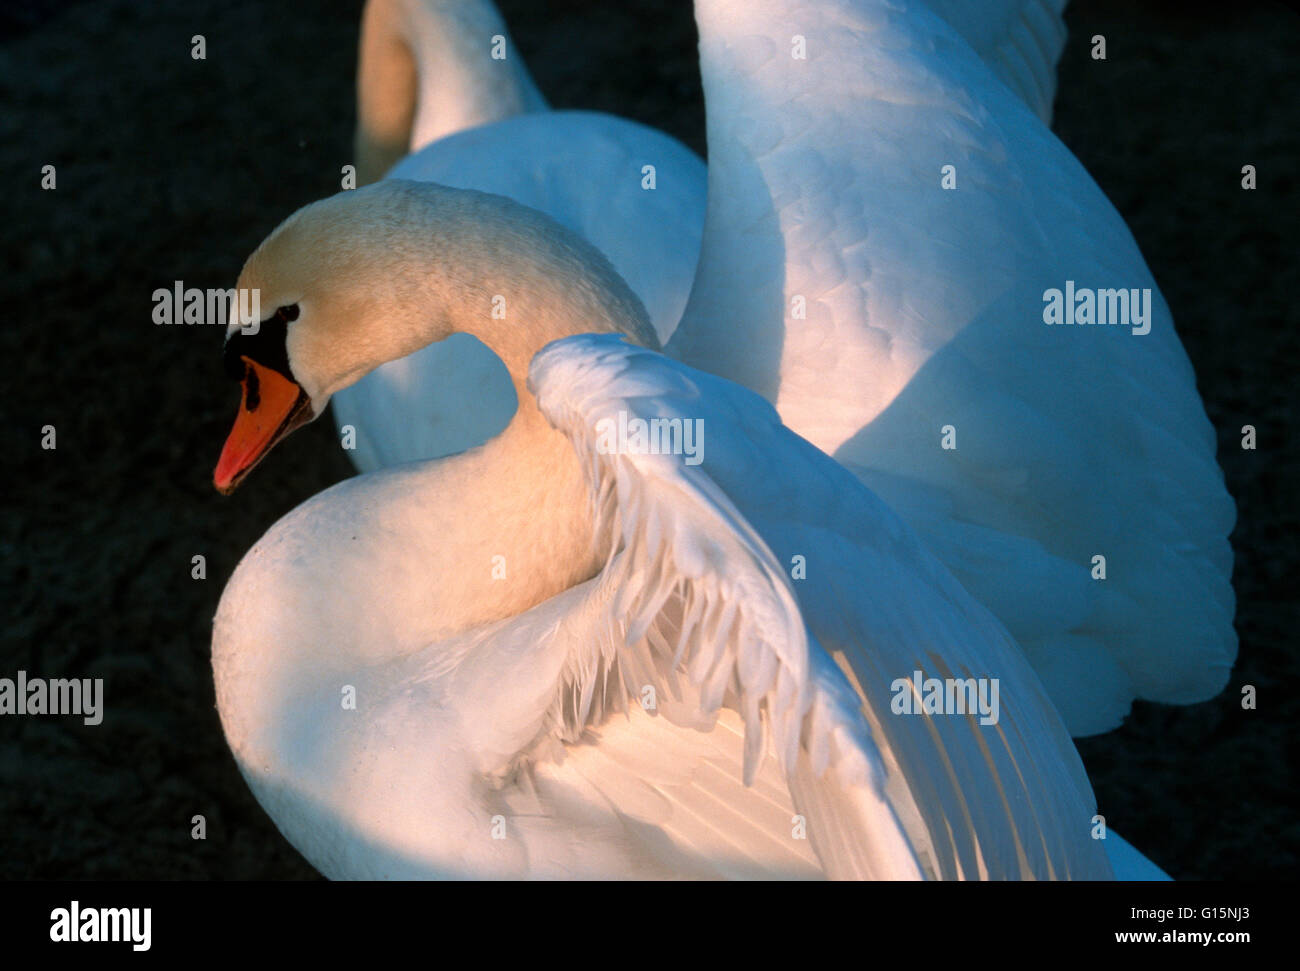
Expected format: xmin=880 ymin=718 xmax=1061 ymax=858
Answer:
xmin=335 ymin=0 xmax=706 ymax=467
xmin=213 ymin=180 xmax=1125 ymax=879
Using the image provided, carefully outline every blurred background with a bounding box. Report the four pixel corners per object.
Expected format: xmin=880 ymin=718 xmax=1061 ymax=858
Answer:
xmin=0 ymin=0 xmax=1295 ymax=879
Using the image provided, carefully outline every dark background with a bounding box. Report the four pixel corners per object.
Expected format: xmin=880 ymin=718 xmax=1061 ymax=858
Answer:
xmin=0 ymin=0 xmax=1295 ymax=879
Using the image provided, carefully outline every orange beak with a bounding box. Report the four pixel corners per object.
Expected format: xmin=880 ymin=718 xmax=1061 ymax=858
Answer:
xmin=214 ymin=358 xmax=314 ymax=494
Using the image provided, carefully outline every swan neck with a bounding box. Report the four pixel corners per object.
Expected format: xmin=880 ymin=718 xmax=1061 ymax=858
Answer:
xmin=354 ymin=0 xmax=547 ymax=184
xmin=340 ymin=183 xmax=658 ymax=398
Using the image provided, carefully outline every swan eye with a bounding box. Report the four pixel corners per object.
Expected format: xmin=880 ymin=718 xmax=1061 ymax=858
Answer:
xmin=223 ymin=304 xmax=298 ymax=382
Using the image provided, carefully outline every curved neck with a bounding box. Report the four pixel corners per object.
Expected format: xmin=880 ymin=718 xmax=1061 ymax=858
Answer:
xmin=277 ymin=182 xmax=656 ymax=404
xmin=284 ymin=182 xmax=659 ymax=639
xmin=355 ymin=0 xmax=548 ymax=184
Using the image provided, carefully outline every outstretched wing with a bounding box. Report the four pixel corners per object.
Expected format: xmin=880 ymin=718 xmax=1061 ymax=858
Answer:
xmin=670 ymin=0 xmax=1234 ymax=735
xmin=528 ymin=334 xmax=1112 ymax=879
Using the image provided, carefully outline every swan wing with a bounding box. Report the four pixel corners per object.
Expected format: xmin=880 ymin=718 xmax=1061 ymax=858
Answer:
xmin=922 ymin=0 xmax=1068 ymax=122
xmin=669 ymin=0 xmax=1234 ymax=735
xmin=527 ymin=334 xmax=1112 ymax=879
xmin=332 ymin=112 xmax=706 ymax=471
xmin=212 ymin=481 xmax=882 ymax=879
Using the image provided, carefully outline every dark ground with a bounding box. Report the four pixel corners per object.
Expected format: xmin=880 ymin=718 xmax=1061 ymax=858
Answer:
xmin=0 ymin=0 xmax=1295 ymax=879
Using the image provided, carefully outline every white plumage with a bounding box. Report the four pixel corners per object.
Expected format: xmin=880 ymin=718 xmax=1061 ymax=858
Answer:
xmin=210 ymin=0 xmax=1233 ymax=879
xmin=672 ymin=0 xmax=1234 ymax=735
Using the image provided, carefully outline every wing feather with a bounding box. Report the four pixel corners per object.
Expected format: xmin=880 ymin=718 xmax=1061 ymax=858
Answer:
xmin=529 ymin=334 xmax=1112 ymax=878
xmin=919 ymin=0 xmax=1068 ymax=122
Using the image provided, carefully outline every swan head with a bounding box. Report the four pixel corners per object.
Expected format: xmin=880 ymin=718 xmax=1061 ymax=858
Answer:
xmin=214 ymin=184 xmax=434 ymax=493
xmin=214 ymin=180 xmax=656 ymax=494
